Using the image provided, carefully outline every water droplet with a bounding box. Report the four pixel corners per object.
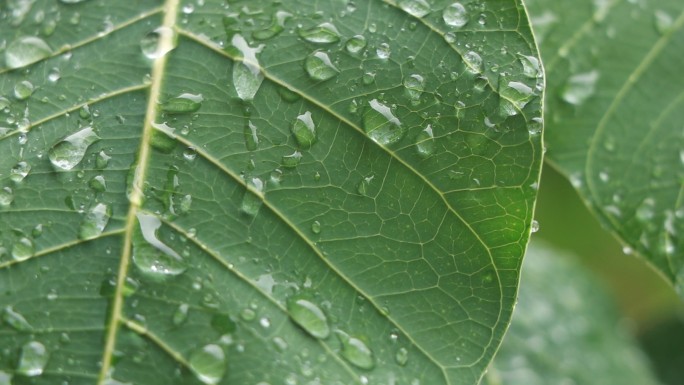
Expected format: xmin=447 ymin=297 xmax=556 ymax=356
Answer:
xmin=362 ymin=71 xmax=376 ymax=85
xmin=48 ymin=126 xmax=99 ymax=171
xmin=189 ymin=344 xmax=226 ymax=385
xmin=299 ymin=22 xmax=341 ymax=43
xmin=12 ymin=236 xmax=34 ymax=261
xmin=282 ymin=151 xmax=303 ymax=168
xmin=311 ymin=221 xmax=321 ymax=234
xmin=5 ymin=36 xmax=52 ymax=69
xmin=403 ymin=74 xmax=425 ymax=102
xmin=635 ymin=198 xmax=655 ymax=222
xmin=305 ymin=51 xmax=339 ymax=81
xmin=518 ymin=54 xmax=541 ymax=78
xmin=337 ymin=331 xmax=375 ymax=370
xmin=530 ymin=220 xmax=540 ymax=233
xmin=183 ymin=147 xmax=197 ymax=161
xmin=172 ymin=303 xmax=190 ymax=326
xmin=231 ymin=35 xmax=265 ymax=101
xmin=10 ymin=161 xmax=31 ymax=183
xmin=346 ymin=35 xmax=367 ymax=54
xmin=561 ymin=70 xmax=599 ymax=105
xmin=240 ymin=308 xmax=257 ymax=321
xmin=399 ymin=0 xmax=430 ymax=18
xmin=244 ymin=121 xmax=259 ymax=151
xmin=140 ymin=27 xmax=177 ymax=59
xmin=376 ymin=43 xmax=391 ymax=59
xmin=654 ymin=10 xmax=674 ymax=34
xmin=161 ymin=93 xmax=203 ymax=114
xmin=48 ymin=67 xmax=61 ymax=83
xmin=150 ymin=121 xmax=177 ymax=153
xmin=395 ymin=347 xmax=409 ymax=366
xmin=291 ymin=111 xmax=317 ymax=148
xmin=3 ymin=306 xmax=32 ymax=331
xmin=415 ymin=125 xmax=435 ymax=158
xmin=363 ymin=99 xmax=404 ymax=146
xmin=240 ymin=178 xmax=264 ymax=216
xmin=503 ymin=81 xmax=534 ymax=109
xmin=463 ymin=51 xmax=483 ymax=73
xmin=79 ymin=203 xmax=111 ymax=240
xmin=14 ymin=80 xmax=34 ymax=100
xmin=357 ymin=175 xmax=374 ymax=196
xmin=253 ymin=11 xmax=292 ymax=40
xmin=17 ymin=341 xmax=48 ymax=377
xmin=273 ymin=337 xmax=288 ymax=351
xmin=443 ymin=2 xmax=468 ymax=27
xmin=89 ymin=175 xmax=107 ymax=192
xmin=96 ymin=150 xmax=110 ymax=169
xmin=0 ymin=187 xmax=14 ymax=207
xmin=287 ymin=296 xmax=330 ymax=339
xmin=278 ymin=86 xmax=300 ymax=102
xmin=132 ymin=212 xmax=186 ymax=277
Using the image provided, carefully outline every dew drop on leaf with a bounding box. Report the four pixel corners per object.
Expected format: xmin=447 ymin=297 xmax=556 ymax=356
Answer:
xmin=230 ymin=34 xmax=265 ymax=101
xmin=16 ymin=341 xmax=49 ymax=377
xmin=363 ymin=99 xmax=404 ymax=146
xmin=244 ymin=121 xmax=259 ymax=151
xmin=172 ymin=303 xmax=190 ymax=326
xmin=305 ymin=51 xmax=339 ymax=81
xmin=463 ymin=51 xmax=483 ymax=73
xmin=337 ymin=331 xmax=375 ymax=370
xmin=376 ymin=43 xmax=391 ymax=59
xmin=403 ymin=74 xmax=425 ymax=102
xmin=189 ymin=344 xmax=226 ymax=385
xmin=10 ymin=161 xmax=31 ymax=183
xmin=132 ymin=212 xmax=186 ymax=277
xmin=2 ymin=306 xmax=32 ymax=331
xmin=311 ymin=221 xmax=321 ymax=234
xmin=415 ymin=125 xmax=435 ymax=158
xmin=240 ymin=178 xmax=264 ymax=216
xmin=48 ymin=126 xmax=99 ymax=171
xmin=291 ymin=111 xmax=317 ymax=148
xmin=345 ymin=35 xmax=367 ymax=54
xmin=298 ymin=22 xmax=341 ymax=44
xmin=399 ymin=0 xmax=431 ymax=18
xmin=140 ymin=27 xmax=177 ymax=59
xmin=443 ymin=2 xmax=469 ymax=27
xmin=0 ymin=187 xmax=14 ymax=207
xmin=518 ymin=54 xmax=542 ymax=78
xmin=395 ymin=347 xmax=409 ymax=366
xmin=5 ymin=36 xmax=52 ymax=70
xmin=281 ymin=151 xmax=303 ymax=168
xmin=286 ymin=296 xmax=330 ymax=339
xmin=89 ymin=175 xmax=107 ymax=192
xmin=161 ymin=93 xmax=203 ymax=114
xmin=11 ymin=236 xmax=34 ymax=261
xmin=79 ymin=203 xmax=111 ymax=240
xmin=14 ymin=80 xmax=34 ymax=100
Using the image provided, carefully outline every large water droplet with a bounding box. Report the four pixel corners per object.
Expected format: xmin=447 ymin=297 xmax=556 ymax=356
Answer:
xmin=140 ymin=27 xmax=177 ymax=59
xmin=231 ymin=35 xmax=265 ymax=101
xmin=291 ymin=111 xmax=317 ymax=148
xmin=3 ymin=306 xmax=32 ymax=331
xmin=415 ymin=125 xmax=435 ymax=158
xmin=299 ymin=22 xmax=341 ymax=44
xmin=17 ymin=341 xmax=49 ymax=377
xmin=48 ymin=126 xmax=99 ymax=171
xmin=463 ymin=51 xmax=483 ymax=73
xmin=561 ymin=70 xmax=599 ymax=105
xmin=363 ymin=99 xmax=404 ymax=146
xmin=161 ymin=93 xmax=203 ymax=114
xmin=346 ymin=35 xmax=367 ymax=54
xmin=12 ymin=236 xmax=34 ymax=261
xmin=403 ymin=74 xmax=425 ymax=102
xmin=282 ymin=151 xmax=303 ymax=168
xmin=189 ymin=344 xmax=226 ymax=385
xmin=14 ymin=80 xmax=34 ymax=100
xmin=399 ymin=0 xmax=431 ymax=18
xmin=337 ymin=331 xmax=375 ymax=370
xmin=132 ymin=212 xmax=186 ymax=277
xmin=443 ymin=3 xmax=468 ymax=27
xmin=0 ymin=187 xmax=14 ymax=207
xmin=173 ymin=303 xmax=190 ymax=326
xmin=305 ymin=51 xmax=339 ymax=81
xmin=253 ymin=11 xmax=292 ymax=40
xmin=10 ymin=161 xmax=31 ymax=183
xmin=376 ymin=43 xmax=391 ymax=59
xmin=240 ymin=178 xmax=264 ymax=216
xmin=79 ymin=203 xmax=111 ymax=240
xmin=518 ymin=54 xmax=541 ymax=78
xmin=287 ymin=296 xmax=330 ymax=339
xmin=5 ymin=36 xmax=52 ymax=69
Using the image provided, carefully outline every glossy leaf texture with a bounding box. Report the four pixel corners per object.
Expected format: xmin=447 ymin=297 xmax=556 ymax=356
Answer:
xmin=0 ymin=1 xmax=543 ymax=384
xmin=526 ymin=0 xmax=684 ymax=295
xmin=486 ymin=241 xmax=660 ymax=385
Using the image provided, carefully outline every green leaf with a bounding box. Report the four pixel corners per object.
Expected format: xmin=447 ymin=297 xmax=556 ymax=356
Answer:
xmin=0 ymin=1 xmax=542 ymax=384
xmin=487 ymin=241 xmax=660 ymax=385
xmin=526 ymin=0 xmax=684 ymax=296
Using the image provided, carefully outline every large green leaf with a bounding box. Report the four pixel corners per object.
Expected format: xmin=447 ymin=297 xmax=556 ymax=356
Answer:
xmin=526 ymin=0 xmax=684 ymax=295
xmin=487 ymin=241 xmax=660 ymax=384
xmin=0 ymin=1 xmax=543 ymax=384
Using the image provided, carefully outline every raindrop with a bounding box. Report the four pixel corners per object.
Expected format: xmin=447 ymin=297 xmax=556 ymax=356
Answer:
xmin=244 ymin=121 xmax=259 ymax=151
xmin=287 ymin=296 xmax=330 ymax=339
xmin=291 ymin=111 xmax=317 ymax=148
xmin=357 ymin=175 xmax=374 ymax=196
xmin=17 ymin=341 xmax=49 ymax=377
xmin=337 ymin=331 xmax=375 ymax=370
xmin=376 ymin=43 xmax=391 ymax=59
xmin=305 ymin=51 xmax=339 ymax=81
xmin=311 ymin=221 xmax=321 ymax=234
xmin=415 ymin=125 xmax=435 ymax=158
xmin=346 ymin=35 xmax=367 ymax=54
xmin=3 ymin=306 xmax=32 ymax=331
xmin=530 ymin=220 xmax=540 ymax=233
xmin=362 ymin=71 xmax=376 ymax=85
xmin=299 ymin=22 xmax=341 ymax=44
xmin=363 ymin=99 xmax=404 ymax=146
xmin=132 ymin=212 xmax=186 ymax=277
xmin=240 ymin=308 xmax=257 ymax=321
xmin=172 ymin=303 xmax=190 ymax=326
xmin=399 ymin=0 xmax=431 ymax=18
xmin=5 ymin=36 xmax=52 ymax=70
xmin=463 ymin=51 xmax=483 ymax=73
xmin=140 ymin=27 xmax=177 ymax=59
xmin=12 ymin=236 xmax=34 ymax=261
xmin=189 ymin=344 xmax=226 ymax=385
xmin=14 ymin=80 xmax=34 ymax=100
xmin=282 ymin=151 xmax=303 ymax=168
xmin=48 ymin=126 xmax=99 ymax=171
xmin=150 ymin=121 xmax=177 ymax=153
xmin=89 ymin=175 xmax=107 ymax=192
xmin=79 ymin=203 xmax=111 ymax=240
xmin=161 ymin=93 xmax=203 ymax=114
xmin=518 ymin=54 xmax=541 ymax=78
xmin=635 ymin=198 xmax=655 ymax=222
xmin=395 ymin=347 xmax=409 ymax=366
xmin=253 ymin=11 xmax=292 ymax=40
xmin=403 ymin=74 xmax=425 ymax=102
xmin=48 ymin=67 xmax=61 ymax=83
xmin=443 ymin=3 xmax=468 ymax=27
xmin=10 ymin=161 xmax=31 ymax=183
xmin=561 ymin=70 xmax=599 ymax=105
xmin=231 ymin=35 xmax=265 ymax=101
xmin=96 ymin=150 xmax=111 ymax=169
xmin=183 ymin=147 xmax=197 ymax=161
xmin=240 ymin=178 xmax=264 ymax=216
xmin=654 ymin=10 xmax=673 ymax=35
xmin=0 ymin=187 xmax=14 ymax=207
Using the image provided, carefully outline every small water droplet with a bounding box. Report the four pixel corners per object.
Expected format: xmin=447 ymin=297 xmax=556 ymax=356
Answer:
xmin=231 ymin=34 xmax=265 ymax=101
xmin=132 ymin=212 xmax=186 ymax=277
xmin=357 ymin=175 xmax=374 ymax=196
xmin=362 ymin=71 xmax=376 ymax=85
xmin=140 ymin=27 xmax=177 ymax=59
xmin=311 ymin=221 xmax=321 ymax=234
xmin=635 ymin=198 xmax=655 ymax=222
xmin=346 ymin=35 xmax=367 ymax=54
xmin=189 ymin=344 xmax=226 ymax=385
xmin=415 ymin=125 xmax=435 ymax=158
xmin=530 ymin=220 xmax=540 ymax=233
xmin=79 ymin=203 xmax=111 ymax=240
xmin=337 ymin=331 xmax=375 ymax=370
xmin=183 ymin=147 xmax=197 ymax=161
xmin=305 ymin=51 xmax=339 ymax=81
xmin=291 ymin=111 xmax=317 ymax=148
xmin=10 ymin=161 xmax=31 ymax=183
xmin=253 ymin=11 xmax=292 ymax=40
xmin=562 ymin=71 xmax=599 ymax=105
xmin=0 ymin=187 xmax=14 ymax=207
xmin=89 ymin=175 xmax=107 ymax=192
xmin=376 ymin=43 xmax=391 ymax=59
xmin=287 ymin=296 xmax=330 ymax=339
xmin=240 ymin=308 xmax=257 ymax=321
xmin=12 ymin=236 xmax=34 ymax=261
xmin=282 ymin=151 xmax=303 ymax=168
xmin=48 ymin=126 xmax=99 ymax=171
xmin=518 ymin=54 xmax=541 ymax=78
xmin=240 ymin=178 xmax=264 ymax=216
xmin=363 ymin=99 xmax=404 ymax=146
xmin=395 ymin=347 xmax=409 ymax=366
xmin=654 ymin=10 xmax=674 ymax=34
xmin=244 ymin=121 xmax=259 ymax=151
xmin=17 ymin=341 xmax=49 ymax=377
xmin=399 ymin=0 xmax=430 ymax=18
xmin=443 ymin=2 xmax=468 ymax=27
xmin=48 ymin=67 xmax=61 ymax=83
xmin=403 ymin=74 xmax=425 ymax=102
xmin=3 ymin=306 xmax=32 ymax=331
xmin=463 ymin=51 xmax=483 ymax=73
xmin=5 ymin=36 xmax=52 ymax=69
xmin=14 ymin=80 xmax=34 ymax=100
xmin=299 ymin=22 xmax=341 ymax=43
xmin=161 ymin=93 xmax=203 ymax=114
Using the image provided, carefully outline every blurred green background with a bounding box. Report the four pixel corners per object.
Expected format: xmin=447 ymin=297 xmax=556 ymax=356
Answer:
xmin=534 ymin=164 xmax=684 ymax=384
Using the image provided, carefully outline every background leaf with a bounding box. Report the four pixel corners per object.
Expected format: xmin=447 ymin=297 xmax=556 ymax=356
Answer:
xmin=525 ymin=0 xmax=684 ymax=296
xmin=0 ymin=0 xmax=543 ymax=384
xmin=487 ymin=240 xmax=660 ymax=385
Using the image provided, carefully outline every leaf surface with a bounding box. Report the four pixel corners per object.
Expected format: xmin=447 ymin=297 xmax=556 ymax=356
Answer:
xmin=526 ymin=0 xmax=684 ymax=296
xmin=487 ymin=241 xmax=660 ymax=385
xmin=0 ymin=1 xmax=543 ymax=384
